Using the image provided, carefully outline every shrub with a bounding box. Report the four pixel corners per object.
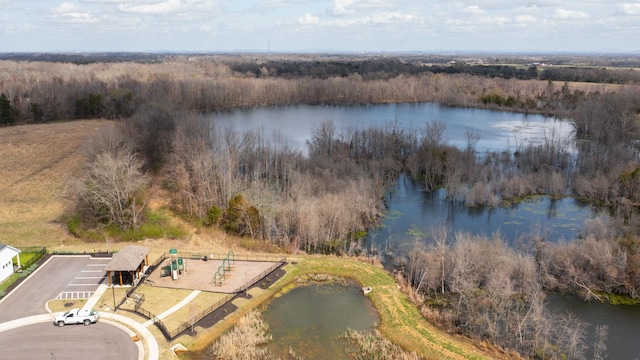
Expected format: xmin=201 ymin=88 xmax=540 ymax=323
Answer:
xmin=205 ymin=205 xmax=222 ymax=226
xmin=221 ymin=194 xmax=261 ymax=238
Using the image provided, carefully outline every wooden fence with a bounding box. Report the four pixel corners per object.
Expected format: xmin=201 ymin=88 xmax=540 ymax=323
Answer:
xmin=123 ymin=251 xmax=286 ymax=340
xmin=231 ymin=261 xmax=284 ymax=294
xmin=132 ymin=293 xmax=235 ymax=340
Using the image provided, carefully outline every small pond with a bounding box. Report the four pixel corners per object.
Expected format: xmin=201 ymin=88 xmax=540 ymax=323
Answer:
xmin=261 ymin=281 xmax=379 ymax=359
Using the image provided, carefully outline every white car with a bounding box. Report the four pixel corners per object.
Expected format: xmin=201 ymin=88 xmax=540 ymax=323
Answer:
xmin=53 ymin=308 xmax=99 ymax=327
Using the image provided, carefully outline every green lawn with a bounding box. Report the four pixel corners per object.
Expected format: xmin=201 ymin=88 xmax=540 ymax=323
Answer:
xmin=13 ymin=252 xmax=37 ymax=267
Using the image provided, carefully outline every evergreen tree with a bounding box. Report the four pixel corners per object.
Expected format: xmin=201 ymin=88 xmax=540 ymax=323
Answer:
xmin=0 ymin=93 xmax=15 ymax=125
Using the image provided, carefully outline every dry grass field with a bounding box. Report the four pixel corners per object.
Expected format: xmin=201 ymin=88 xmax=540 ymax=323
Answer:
xmin=0 ymin=120 xmax=112 ymax=248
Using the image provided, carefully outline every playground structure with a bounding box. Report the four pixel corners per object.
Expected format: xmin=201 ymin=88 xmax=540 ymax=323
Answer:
xmin=212 ymin=251 xmax=234 ymax=286
xmin=161 ymin=248 xmax=187 ymax=280
xmin=146 ymin=251 xmax=285 ymax=293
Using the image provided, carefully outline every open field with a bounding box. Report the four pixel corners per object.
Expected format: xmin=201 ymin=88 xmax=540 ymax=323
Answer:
xmin=0 ymin=120 xmax=113 ymax=248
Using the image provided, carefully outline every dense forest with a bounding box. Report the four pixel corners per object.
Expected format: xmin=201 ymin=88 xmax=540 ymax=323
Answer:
xmin=2 ymin=54 xmax=640 ymax=359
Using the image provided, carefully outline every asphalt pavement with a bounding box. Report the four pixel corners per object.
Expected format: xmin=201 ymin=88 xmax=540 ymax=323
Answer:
xmin=0 ymin=255 xmax=155 ymax=360
xmin=0 ymin=321 xmax=139 ymax=360
xmin=0 ymin=256 xmax=107 ymax=323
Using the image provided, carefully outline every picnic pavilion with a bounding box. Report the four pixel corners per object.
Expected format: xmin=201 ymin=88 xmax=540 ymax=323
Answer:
xmin=105 ymin=245 xmax=150 ymax=286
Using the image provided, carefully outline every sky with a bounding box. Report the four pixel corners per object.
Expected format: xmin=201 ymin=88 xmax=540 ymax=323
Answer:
xmin=0 ymin=0 xmax=639 ymax=53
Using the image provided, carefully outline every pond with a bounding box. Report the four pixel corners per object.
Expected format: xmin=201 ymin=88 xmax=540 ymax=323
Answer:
xmin=261 ymin=281 xmax=379 ymax=359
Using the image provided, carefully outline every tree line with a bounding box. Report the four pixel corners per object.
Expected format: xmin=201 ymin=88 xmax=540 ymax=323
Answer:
xmin=0 ymin=57 xmax=629 ymax=126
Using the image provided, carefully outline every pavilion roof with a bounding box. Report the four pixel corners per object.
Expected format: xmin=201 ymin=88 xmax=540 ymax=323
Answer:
xmin=105 ymin=245 xmax=149 ymax=271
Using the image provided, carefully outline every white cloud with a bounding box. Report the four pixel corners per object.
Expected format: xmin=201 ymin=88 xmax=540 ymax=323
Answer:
xmin=53 ymin=2 xmax=82 ymax=14
xmin=553 ymin=9 xmax=589 ymax=20
xmin=50 ymin=2 xmax=98 ymax=24
xmin=324 ymin=11 xmax=422 ymax=28
xmin=358 ymin=0 xmax=392 ymax=10
xmin=79 ymin=0 xmax=128 ymax=3
xmin=329 ymin=0 xmax=355 ymax=16
xmin=118 ymin=0 xmax=182 ymax=14
xmin=370 ymin=11 xmax=420 ymax=24
xmin=327 ymin=0 xmax=392 ymax=16
xmin=298 ymin=13 xmax=319 ymax=25
xmin=463 ymin=5 xmax=484 ymax=15
xmin=479 ymin=16 xmax=510 ymax=26
xmin=258 ymin=0 xmax=294 ymax=9
xmin=0 ymin=0 xmax=636 ymax=53
xmin=515 ymin=14 xmax=537 ymax=24
xmin=617 ymin=3 xmax=640 ymax=15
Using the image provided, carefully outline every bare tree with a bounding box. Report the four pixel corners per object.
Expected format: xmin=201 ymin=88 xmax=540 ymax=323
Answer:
xmin=76 ymin=150 xmax=149 ymax=229
xmin=593 ymin=325 xmax=608 ymax=360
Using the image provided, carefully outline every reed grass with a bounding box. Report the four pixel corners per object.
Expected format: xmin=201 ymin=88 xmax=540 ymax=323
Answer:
xmin=341 ymin=328 xmax=421 ymax=360
xmin=210 ymin=309 xmax=272 ymax=360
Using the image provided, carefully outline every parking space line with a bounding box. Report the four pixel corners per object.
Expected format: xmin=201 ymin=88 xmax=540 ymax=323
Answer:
xmin=75 ymin=276 xmax=105 ymax=279
xmin=56 ymin=291 xmax=94 ymax=300
xmin=81 ymin=270 xmax=104 ymax=273
xmin=87 ymin=264 xmax=107 ymax=267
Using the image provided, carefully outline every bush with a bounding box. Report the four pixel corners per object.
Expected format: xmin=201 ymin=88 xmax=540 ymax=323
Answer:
xmin=205 ymin=205 xmax=222 ymax=226
xmin=69 ymin=209 xmax=186 ymax=242
xmin=66 ymin=215 xmax=83 ymax=237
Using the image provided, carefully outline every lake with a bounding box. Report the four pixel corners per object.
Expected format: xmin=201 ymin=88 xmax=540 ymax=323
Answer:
xmin=211 ymin=102 xmax=573 ymax=154
xmin=212 ymin=103 xmax=595 ymax=247
xmin=210 ymin=103 xmax=636 ymax=359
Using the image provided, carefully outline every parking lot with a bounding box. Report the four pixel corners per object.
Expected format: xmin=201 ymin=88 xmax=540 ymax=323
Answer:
xmin=55 ymin=257 xmax=109 ymax=300
xmin=0 ymin=255 xmax=140 ymax=360
xmin=0 ymin=255 xmax=108 ymax=323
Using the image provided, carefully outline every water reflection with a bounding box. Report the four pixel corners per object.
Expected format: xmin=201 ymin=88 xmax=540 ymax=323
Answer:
xmin=546 ymin=294 xmax=640 ymax=359
xmin=210 ymin=103 xmax=572 ymax=154
xmin=366 ymin=174 xmax=600 ymax=260
xmin=261 ymin=282 xmax=379 ymax=359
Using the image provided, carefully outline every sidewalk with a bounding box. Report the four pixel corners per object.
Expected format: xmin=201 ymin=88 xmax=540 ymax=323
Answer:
xmin=101 ymin=312 xmax=159 ymax=360
xmin=0 ymin=314 xmax=52 ymax=334
xmin=83 ymin=283 xmax=108 ymax=311
xmin=142 ymin=290 xmax=201 ymax=327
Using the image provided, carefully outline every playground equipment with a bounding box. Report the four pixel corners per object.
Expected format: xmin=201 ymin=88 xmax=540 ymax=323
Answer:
xmin=167 ymin=248 xmax=186 ymax=281
xmin=212 ymin=251 xmax=235 ymax=286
